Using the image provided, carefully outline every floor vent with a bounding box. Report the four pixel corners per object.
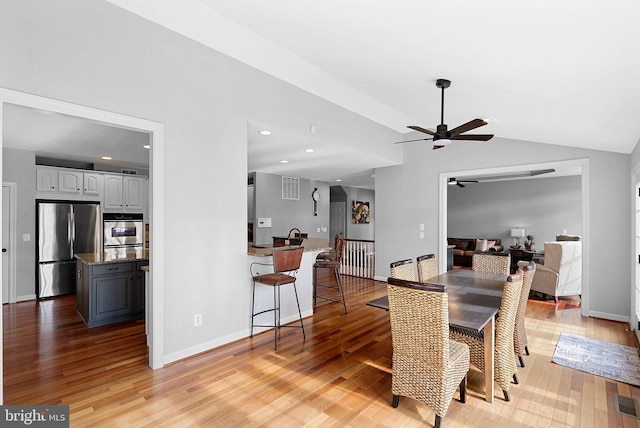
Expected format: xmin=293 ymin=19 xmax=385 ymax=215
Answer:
xmin=614 ymin=394 xmax=640 ymax=418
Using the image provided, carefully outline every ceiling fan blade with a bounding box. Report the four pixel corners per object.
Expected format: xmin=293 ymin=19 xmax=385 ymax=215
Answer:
xmin=393 ymin=137 xmax=433 ymax=144
xmin=407 ymin=125 xmax=436 ymax=136
xmin=457 ymin=182 xmax=465 ymax=188
xmin=459 ymin=180 xmax=479 ymax=183
xmin=432 ymin=144 xmax=445 ymax=150
xmin=451 ymin=134 xmax=494 ymax=141
xmin=449 ymin=118 xmax=488 ymax=136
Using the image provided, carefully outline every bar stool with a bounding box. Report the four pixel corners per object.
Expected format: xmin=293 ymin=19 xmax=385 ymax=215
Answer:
xmin=250 ymin=247 xmax=305 ymax=350
xmin=313 ymin=237 xmax=347 ymax=313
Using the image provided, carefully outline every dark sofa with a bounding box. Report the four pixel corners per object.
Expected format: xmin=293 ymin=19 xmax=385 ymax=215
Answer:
xmin=448 ymin=238 xmax=504 ymax=267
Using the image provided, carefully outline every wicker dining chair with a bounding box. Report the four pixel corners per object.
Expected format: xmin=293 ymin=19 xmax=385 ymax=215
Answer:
xmin=388 ymin=281 xmax=470 ymax=428
xmin=390 ymin=259 xmax=416 ymax=281
xmin=514 ymin=261 xmax=536 ymax=367
xmin=416 ymin=254 xmax=438 ymax=282
xmin=472 ymin=252 xmax=511 ymax=275
xmin=449 ymin=270 xmax=523 ymax=401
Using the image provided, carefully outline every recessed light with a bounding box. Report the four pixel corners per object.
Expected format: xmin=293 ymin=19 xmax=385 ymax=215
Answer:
xmin=143 ymin=144 xmax=150 ymax=149
xmin=304 ymin=149 xmax=314 ymax=153
xmin=259 ymin=130 xmax=271 ymax=135
xmin=335 ymin=179 xmax=342 ymax=182
xmin=280 ymin=160 xmax=288 ymax=163
xmin=101 ymin=156 xmax=112 ymax=160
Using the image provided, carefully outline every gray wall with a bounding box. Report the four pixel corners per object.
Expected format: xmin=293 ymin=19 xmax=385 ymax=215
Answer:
xmin=253 ymin=172 xmax=330 ymax=245
xmin=376 ymin=138 xmax=630 ymax=320
xmin=344 ymin=187 xmax=375 ymax=240
xmin=2 ymin=148 xmax=36 ymax=300
xmin=448 ymin=175 xmax=582 ymax=247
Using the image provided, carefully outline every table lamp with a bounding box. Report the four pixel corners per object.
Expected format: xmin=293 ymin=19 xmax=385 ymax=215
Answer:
xmin=511 ymin=228 xmax=525 ymax=248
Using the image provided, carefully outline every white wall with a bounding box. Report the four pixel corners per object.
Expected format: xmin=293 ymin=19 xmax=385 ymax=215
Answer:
xmin=376 ymin=137 xmax=630 ymax=320
xmin=448 ymin=175 xmax=582 ymax=246
xmin=0 ymin=0 xmax=398 ymax=362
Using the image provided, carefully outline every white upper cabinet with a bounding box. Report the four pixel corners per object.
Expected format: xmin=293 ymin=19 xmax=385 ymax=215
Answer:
xmin=103 ymin=174 xmax=147 ymax=213
xmin=103 ymin=175 xmax=124 ymax=209
xmin=58 ymin=170 xmax=83 ymax=194
xmin=35 ymin=166 xmax=146 ymax=215
xmin=36 ymin=167 xmax=59 ymax=192
xmin=124 ymin=176 xmax=145 ymax=211
xmin=83 ymin=172 xmax=102 ymax=195
xmin=37 ymin=166 xmax=106 ymax=200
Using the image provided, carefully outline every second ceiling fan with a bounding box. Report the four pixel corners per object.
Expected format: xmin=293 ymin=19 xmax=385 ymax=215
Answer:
xmin=397 ymin=79 xmax=494 ymax=150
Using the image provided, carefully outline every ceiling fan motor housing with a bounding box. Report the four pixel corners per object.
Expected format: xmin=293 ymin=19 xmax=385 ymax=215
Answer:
xmin=435 ymin=124 xmax=449 ymax=140
xmin=436 ymin=79 xmax=451 ymax=89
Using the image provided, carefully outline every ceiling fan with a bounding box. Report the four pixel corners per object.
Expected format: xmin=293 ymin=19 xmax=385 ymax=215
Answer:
xmin=448 ymin=178 xmax=478 ymax=188
xmin=396 ymin=79 xmax=494 ymax=150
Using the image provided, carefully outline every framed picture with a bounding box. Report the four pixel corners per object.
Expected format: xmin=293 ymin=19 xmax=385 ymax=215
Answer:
xmin=352 ymin=200 xmax=370 ymax=224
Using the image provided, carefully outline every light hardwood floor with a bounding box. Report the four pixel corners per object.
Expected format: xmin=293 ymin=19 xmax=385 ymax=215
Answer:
xmin=3 ymin=274 xmax=640 ymax=427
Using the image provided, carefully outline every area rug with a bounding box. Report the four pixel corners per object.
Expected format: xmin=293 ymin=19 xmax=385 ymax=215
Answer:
xmin=552 ymin=332 xmax=640 ymax=386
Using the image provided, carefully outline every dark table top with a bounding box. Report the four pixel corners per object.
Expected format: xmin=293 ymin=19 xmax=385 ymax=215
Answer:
xmin=367 ymin=270 xmax=506 ymax=332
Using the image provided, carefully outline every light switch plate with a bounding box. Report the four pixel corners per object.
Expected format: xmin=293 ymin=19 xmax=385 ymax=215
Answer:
xmin=257 ymin=218 xmax=272 ymax=228
xmin=22 ymin=234 xmax=30 ymax=242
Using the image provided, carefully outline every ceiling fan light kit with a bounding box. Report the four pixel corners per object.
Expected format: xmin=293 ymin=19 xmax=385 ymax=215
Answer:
xmin=396 ymin=78 xmax=494 ymax=149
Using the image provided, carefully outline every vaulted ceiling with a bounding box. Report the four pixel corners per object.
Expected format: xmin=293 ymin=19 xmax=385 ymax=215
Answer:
xmin=6 ymin=1 xmax=640 ymax=188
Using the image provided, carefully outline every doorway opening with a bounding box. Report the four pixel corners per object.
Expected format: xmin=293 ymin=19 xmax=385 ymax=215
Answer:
xmin=0 ymin=89 xmax=166 ymax=407
xmin=439 ymin=158 xmax=590 ymax=317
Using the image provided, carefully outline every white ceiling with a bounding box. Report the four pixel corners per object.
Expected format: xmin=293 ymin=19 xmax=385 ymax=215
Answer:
xmin=7 ymin=1 xmax=640 ymax=188
xmin=3 ymin=104 xmax=151 ymax=168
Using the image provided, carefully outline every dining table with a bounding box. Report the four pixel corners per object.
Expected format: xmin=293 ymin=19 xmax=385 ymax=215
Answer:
xmin=366 ymin=269 xmax=508 ymax=403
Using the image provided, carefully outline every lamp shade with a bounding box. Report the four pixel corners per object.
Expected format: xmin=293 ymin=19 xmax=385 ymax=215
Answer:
xmin=511 ymin=228 xmax=525 ymax=238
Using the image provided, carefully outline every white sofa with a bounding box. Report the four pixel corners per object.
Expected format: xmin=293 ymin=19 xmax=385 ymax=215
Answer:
xmin=530 ymin=241 xmax=582 ymax=303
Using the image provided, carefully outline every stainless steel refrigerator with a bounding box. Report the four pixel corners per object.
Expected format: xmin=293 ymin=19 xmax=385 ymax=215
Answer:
xmin=37 ymin=201 xmax=101 ymax=298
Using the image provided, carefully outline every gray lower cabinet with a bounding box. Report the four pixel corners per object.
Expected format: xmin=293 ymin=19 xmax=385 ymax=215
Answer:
xmin=76 ymin=260 xmax=147 ymax=327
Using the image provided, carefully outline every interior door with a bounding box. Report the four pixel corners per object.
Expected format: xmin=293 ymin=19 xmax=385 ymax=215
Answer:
xmin=330 ymin=202 xmax=346 ymax=241
xmin=2 ymin=186 xmax=9 ymax=304
xmin=636 ymin=183 xmax=640 ymax=329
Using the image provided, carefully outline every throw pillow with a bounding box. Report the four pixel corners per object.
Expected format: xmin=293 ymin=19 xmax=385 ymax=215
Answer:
xmin=475 ymin=239 xmax=488 ymax=252
xmin=487 ymin=240 xmax=496 ymax=248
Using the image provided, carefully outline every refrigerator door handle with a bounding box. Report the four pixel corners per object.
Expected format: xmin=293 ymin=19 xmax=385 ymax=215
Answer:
xmin=69 ymin=212 xmax=75 ymax=255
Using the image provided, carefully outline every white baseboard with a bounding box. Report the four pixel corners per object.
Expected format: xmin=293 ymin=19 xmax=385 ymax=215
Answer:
xmin=163 ymin=310 xmax=313 ymax=365
xmin=16 ymin=294 xmax=36 ymax=302
xmin=588 ymin=310 xmax=630 ymax=324
xmin=374 ymin=275 xmax=387 ymax=282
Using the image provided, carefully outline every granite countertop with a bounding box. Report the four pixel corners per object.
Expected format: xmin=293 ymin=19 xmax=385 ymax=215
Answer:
xmin=75 ymin=248 xmax=150 ymax=264
xmin=248 ymin=237 xmax=330 ymax=257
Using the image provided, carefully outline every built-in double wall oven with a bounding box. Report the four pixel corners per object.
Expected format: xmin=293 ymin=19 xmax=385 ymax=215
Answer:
xmin=103 ymin=213 xmax=144 ymax=250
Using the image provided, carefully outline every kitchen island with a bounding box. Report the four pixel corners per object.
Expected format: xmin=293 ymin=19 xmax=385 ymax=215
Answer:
xmin=75 ymin=248 xmax=149 ymax=327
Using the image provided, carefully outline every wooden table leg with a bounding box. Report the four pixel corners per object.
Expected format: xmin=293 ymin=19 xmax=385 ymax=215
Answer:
xmin=483 ymin=317 xmax=495 ymax=402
